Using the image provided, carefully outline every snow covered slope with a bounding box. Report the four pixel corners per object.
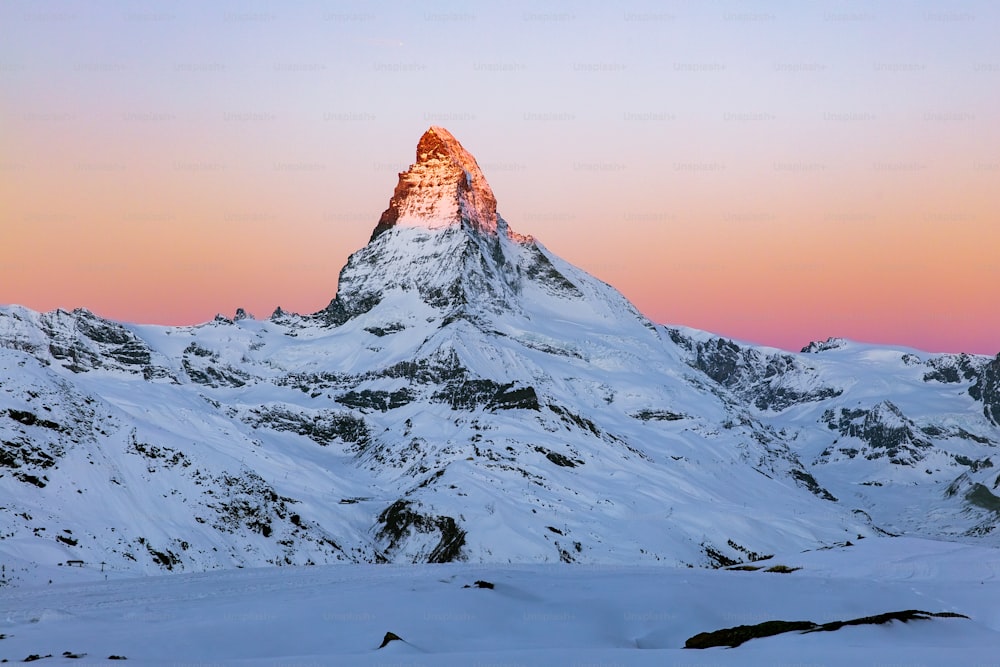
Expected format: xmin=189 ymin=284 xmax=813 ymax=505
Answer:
xmin=0 ymin=127 xmax=998 ymax=578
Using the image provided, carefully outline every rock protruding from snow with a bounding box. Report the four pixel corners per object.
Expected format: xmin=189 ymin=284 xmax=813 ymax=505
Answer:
xmin=970 ymin=354 xmax=1000 ymax=425
xmin=801 ymin=337 xmax=848 ymax=354
xmin=371 ymin=127 xmax=499 ymax=240
xmin=820 ymin=401 xmax=932 ymax=466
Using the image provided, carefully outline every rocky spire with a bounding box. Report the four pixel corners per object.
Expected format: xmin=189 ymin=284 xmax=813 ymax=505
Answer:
xmin=370 ymin=127 xmax=499 ymax=240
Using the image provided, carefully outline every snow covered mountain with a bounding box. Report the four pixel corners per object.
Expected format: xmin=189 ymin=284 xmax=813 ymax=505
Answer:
xmin=1 ymin=126 xmax=998 ymax=579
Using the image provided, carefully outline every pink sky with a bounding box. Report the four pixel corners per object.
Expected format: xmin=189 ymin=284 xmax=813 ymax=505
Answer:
xmin=2 ymin=2 xmax=998 ymax=355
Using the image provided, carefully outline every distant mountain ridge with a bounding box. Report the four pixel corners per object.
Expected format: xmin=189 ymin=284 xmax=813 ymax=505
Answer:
xmin=0 ymin=127 xmax=998 ymax=577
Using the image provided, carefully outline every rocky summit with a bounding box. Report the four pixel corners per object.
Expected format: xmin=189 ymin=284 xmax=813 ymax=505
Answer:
xmin=0 ymin=128 xmax=998 ymax=579
xmin=371 ymin=125 xmax=502 ymax=239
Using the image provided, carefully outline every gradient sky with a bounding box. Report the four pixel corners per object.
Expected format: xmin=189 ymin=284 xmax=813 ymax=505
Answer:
xmin=2 ymin=0 xmax=998 ymax=354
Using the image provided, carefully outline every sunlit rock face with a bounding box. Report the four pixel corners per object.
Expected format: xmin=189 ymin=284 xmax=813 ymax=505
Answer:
xmin=371 ymin=126 xmax=500 ymax=240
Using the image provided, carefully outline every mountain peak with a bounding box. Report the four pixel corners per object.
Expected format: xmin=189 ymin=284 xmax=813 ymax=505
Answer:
xmin=371 ymin=127 xmax=499 ymax=240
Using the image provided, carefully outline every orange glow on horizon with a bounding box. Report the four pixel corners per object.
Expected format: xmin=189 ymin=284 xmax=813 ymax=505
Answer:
xmin=2 ymin=4 xmax=997 ymax=354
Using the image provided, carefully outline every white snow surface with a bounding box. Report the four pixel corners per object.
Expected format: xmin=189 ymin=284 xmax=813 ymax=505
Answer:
xmin=0 ymin=537 xmax=996 ymax=664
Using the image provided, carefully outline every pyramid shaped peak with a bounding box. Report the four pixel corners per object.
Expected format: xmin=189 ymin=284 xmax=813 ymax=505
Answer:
xmin=416 ymin=126 xmax=475 ymax=165
xmin=371 ymin=127 xmax=499 ymax=240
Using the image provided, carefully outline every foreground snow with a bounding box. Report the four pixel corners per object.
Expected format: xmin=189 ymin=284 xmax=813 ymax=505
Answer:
xmin=0 ymin=537 xmax=996 ymax=665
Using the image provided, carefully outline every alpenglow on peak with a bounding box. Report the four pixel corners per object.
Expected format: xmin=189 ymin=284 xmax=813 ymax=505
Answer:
xmin=370 ymin=127 xmax=500 ymax=240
